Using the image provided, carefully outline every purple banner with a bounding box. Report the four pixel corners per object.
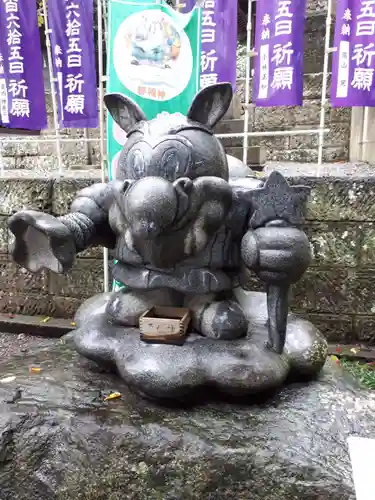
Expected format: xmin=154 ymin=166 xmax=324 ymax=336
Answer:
xmin=253 ymin=0 xmax=306 ymax=107
xmin=48 ymin=0 xmax=98 ymax=128
xmin=331 ymin=0 xmax=375 ymax=107
xmin=182 ymin=0 xmax=237 ymax=89
xmin=0 ymin=0 xmax=47 ymax=130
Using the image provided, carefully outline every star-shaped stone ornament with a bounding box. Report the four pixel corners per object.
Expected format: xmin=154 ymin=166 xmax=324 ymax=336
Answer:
xmin=247 ymin=171 xmax=311 ymax=229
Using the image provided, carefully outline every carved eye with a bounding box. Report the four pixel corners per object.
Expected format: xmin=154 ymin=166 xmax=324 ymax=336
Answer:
xmin=161 ymin=149 xmax=180 ymax=177
xmin=128 ymin=149 xmax=145 ymax=178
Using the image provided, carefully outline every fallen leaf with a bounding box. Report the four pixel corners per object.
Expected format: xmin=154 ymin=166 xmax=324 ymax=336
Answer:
xmin=0 ymin=376 xmax=16 ymax=383
xmin=335 ymin=346 xmax=342 ymax=353
xmin=104 ymin=392 xmax=121 ymax=402
xmin=350 ymin=348 xmax=358 ymax=354
xmin=71 ymin=322 xmax=76 ymax=327
xmin=41 ymin=317 xmax=51 ymax=323
xmin=30 ymin=367 xmax=42 ymax=373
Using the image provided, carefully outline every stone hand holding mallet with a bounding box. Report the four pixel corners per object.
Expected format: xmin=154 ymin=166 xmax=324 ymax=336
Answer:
xmin=241 ymin=172 xmax=312 ymax=354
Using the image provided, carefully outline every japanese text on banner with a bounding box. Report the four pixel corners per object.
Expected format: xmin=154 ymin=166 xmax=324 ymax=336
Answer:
xmin=182 ymin=0 xmax=237 ymax=89
xmin=0 ymin=53 xmax=9 ymax=125
xmin=201 ymin=0 xmax=219 ymax=88
xmin=253 ymin=0 xmax=306 ymax=107
xmin=332 ymin=0 xmax=375 ymax=106
xmin=48 ymin=0 xmax=98 ymax=128
xmin=0 ymin=0 xmax=47 ymax=129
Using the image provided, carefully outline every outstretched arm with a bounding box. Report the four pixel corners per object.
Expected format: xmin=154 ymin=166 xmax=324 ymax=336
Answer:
xmin=58 ymin=182 xmax=116 ymax=252
xmin=8 ymin=181 xmax=117 ymax=274
xmin=240 ymin=172 xmax=312 ymax=354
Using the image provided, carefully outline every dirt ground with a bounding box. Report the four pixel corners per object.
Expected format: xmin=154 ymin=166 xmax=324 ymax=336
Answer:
xmin=0 ymin=332 xmax=49 ymax=362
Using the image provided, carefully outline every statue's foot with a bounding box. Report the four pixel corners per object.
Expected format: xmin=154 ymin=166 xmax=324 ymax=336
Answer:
xmin=105 ymin=288 xmax=182 ymax=326
xmin=185 ymin=295 xmax=247 ymax=340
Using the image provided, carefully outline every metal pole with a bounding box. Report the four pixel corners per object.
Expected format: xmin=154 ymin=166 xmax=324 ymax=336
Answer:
xmin=362 ymin=107 xmax=369 ymax=160
xmin=0 ymin=127 xmax=330 ymax=142
xmin=242 ymin=0 xmax=253 ymax=166
xmin=0 ymin=145 xmax=3 ymax=175
xmin=42 ymin=0 xmax=64 ymax=175
xmin=97 ymin=0 xmax=109 ymax=293
xmin=317 ymin=0 xmax=333 ymax=175
xmin=102 ymin=0 xmax=109 ymax=45
xmin=216 ymin=128 xmax=330 ymax=139
xmin=83 ymin=129 xmax=93 ymax=165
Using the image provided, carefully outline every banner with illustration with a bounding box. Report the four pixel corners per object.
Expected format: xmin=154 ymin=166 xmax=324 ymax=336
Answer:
xmin=253 ymin=0 xmax=307 ymax=107
xmin=48 ymin=0 xmax=98 ymax=128
xmin=331 ymin=0 xmax=375 ymax=106
xmin=107 ymin=0 xmax=201 ymax=181
xmin=0 ymin=0 xmax=47 ymax=130
xmin=181 ymin=0 xmax=237 ymax=89
xmin=107 ymin=0 xmax=201 ymax=289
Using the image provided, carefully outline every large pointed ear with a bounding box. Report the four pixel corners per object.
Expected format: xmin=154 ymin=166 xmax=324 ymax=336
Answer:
xmin=187 ymin=83 xmax=233 ymax=128
xmin=104 ymin=93 xmax=147 ymax=133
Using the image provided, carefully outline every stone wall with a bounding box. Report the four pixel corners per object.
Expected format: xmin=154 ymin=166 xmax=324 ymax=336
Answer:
xmin=245 ymin=174 xmax=375 ymax=345
xmin=0 ymin=172 xmax=374 ymax=345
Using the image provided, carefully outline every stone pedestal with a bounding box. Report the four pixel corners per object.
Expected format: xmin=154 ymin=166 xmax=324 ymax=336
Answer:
xmin=0 ymin=334 xmax=372 ymax=499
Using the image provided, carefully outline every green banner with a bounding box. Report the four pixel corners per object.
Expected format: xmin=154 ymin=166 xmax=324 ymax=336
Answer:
xmin=106 ymin=0 xmax=201 ymax=289
xmin=107 ymin=0 xmax=201 ymax=180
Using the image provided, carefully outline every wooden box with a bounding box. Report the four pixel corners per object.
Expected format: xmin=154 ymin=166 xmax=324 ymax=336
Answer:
xmin=139 ymin=306 xmax=191 ymax=345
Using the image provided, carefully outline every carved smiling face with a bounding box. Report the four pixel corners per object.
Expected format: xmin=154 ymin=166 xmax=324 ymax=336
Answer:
xmin=104 ymin=83 xmax=233 ymax=182
xmin=104 ymin=83 xmax=235 ymax=266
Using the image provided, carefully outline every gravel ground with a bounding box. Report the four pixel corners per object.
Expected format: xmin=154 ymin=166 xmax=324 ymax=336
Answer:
xmin=0 ymin=332 xmax=52 ymax=363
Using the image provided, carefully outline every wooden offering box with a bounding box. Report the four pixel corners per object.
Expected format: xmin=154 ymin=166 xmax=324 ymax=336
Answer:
xmin=139 ymin=307 xmax=191 ymax=345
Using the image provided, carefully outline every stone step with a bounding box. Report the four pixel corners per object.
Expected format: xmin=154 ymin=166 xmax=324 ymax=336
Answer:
xmin=215 ymin=105 xmax=350 ymax=146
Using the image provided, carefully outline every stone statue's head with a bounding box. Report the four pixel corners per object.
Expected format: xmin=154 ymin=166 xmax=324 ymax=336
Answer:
xmin=104 ymin=82 xmax=233 ymax=181
xmin=104 ymin=83 xmax=234 ymax=267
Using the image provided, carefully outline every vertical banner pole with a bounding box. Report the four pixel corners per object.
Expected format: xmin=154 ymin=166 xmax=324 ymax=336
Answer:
xmin=317 ymin=0 xmax=333 ymax=174
xmin=83 ymin=128 xmax=92 ymax=165
xmin=242 ymin=0 xmax=253 ymax=166
xmin=42 ymin=0 xmax=64 ymax=175
xmin=102 ymin=0 xmax=109 ymax=47
xmin=0 ymin=144 xmax=3 ymax=175
xmin=362 ymin=106 xmax=369 ymax=160
xmin=97 ymin=0 xmax=109 ymax=293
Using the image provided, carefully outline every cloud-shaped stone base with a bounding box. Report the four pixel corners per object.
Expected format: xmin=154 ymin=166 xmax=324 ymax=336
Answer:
xmin=72 ymin=292 xmax=328 ymax=401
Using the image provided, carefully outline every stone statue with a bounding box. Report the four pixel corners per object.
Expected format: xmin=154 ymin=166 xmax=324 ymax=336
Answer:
xmin=8 ymin=83 xmax=327 ymax=402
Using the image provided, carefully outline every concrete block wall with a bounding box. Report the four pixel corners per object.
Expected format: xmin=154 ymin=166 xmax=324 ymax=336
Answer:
xmin=0 ymin=173 xmax=375 ymax=345
xmin=0 ymin=176 xmax=105 ymax=318
xmin=243 ymin=175 xmax=375 ymax=344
